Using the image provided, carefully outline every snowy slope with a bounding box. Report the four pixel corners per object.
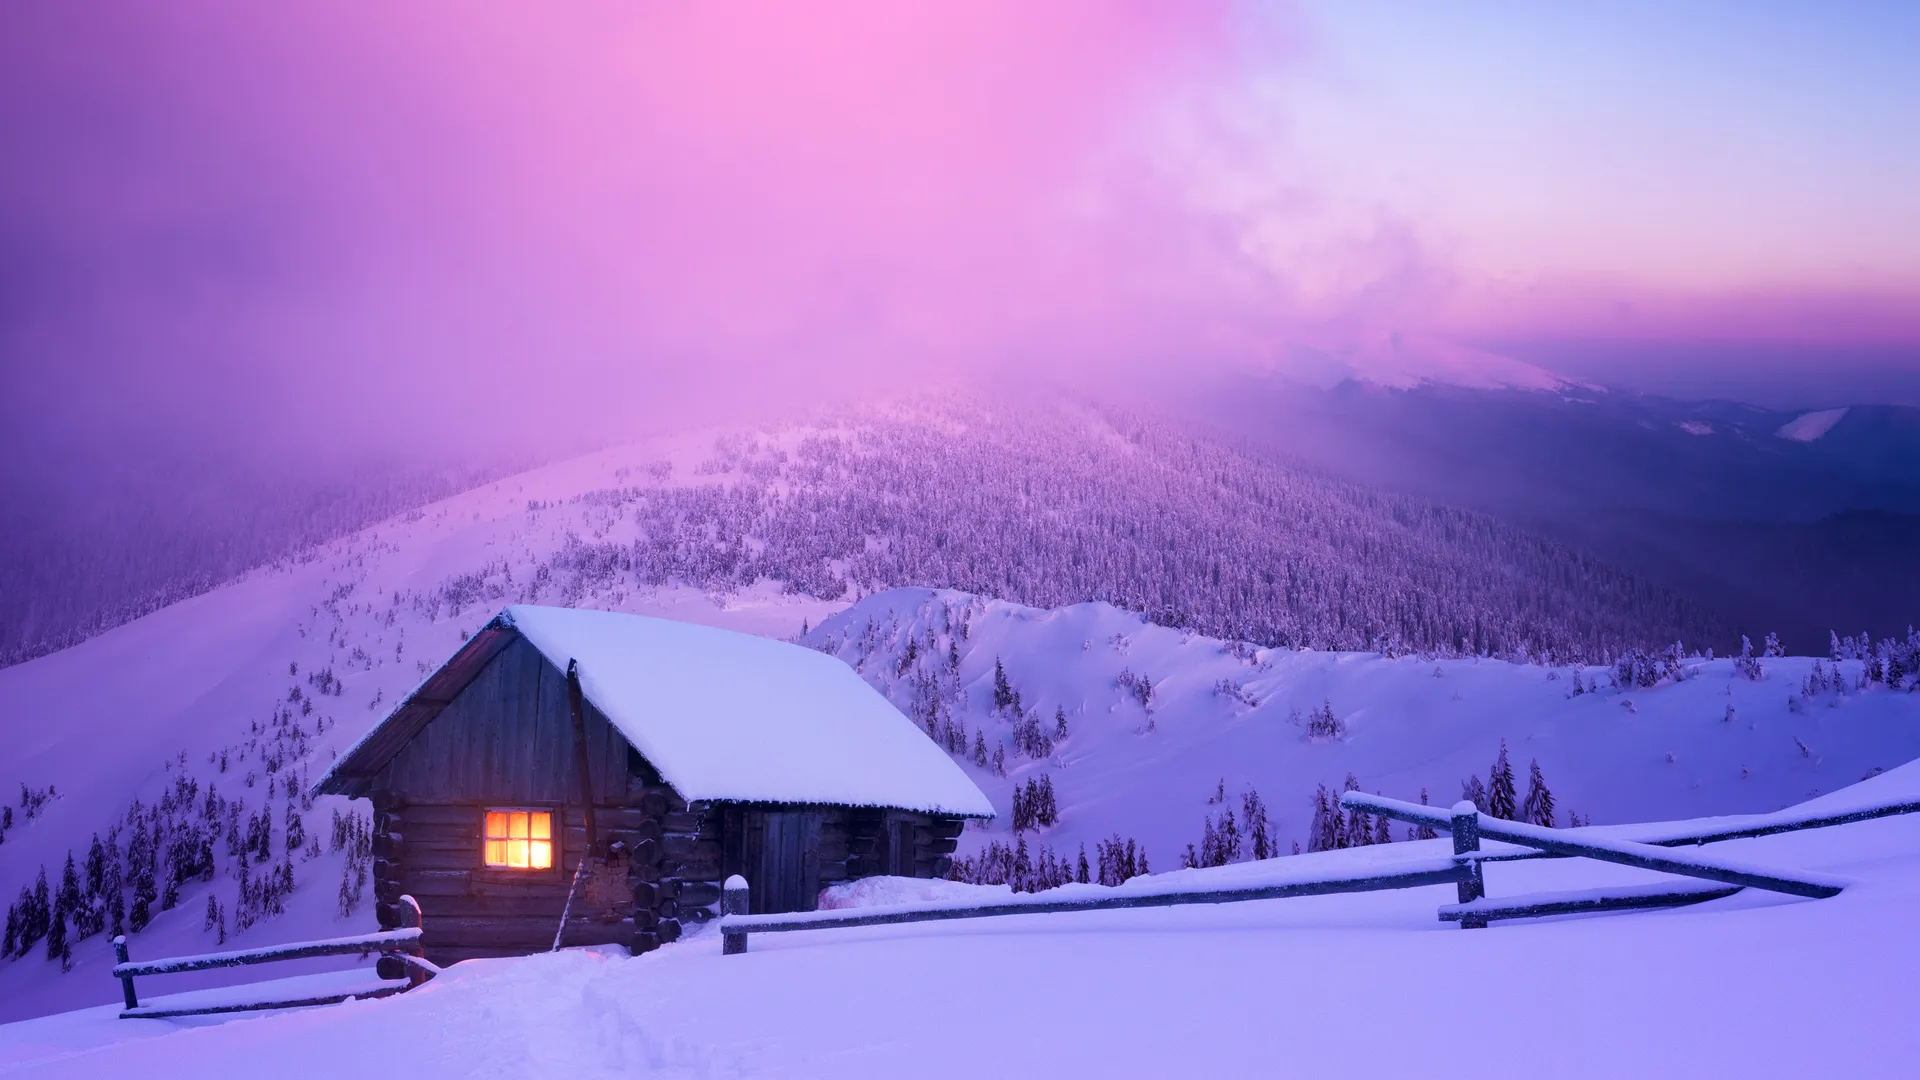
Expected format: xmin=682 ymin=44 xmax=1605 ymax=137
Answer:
xmin=7 ymin=762 xmax=1920 ymax=1078
xmin=807 ymin=589 xmax=1920 ymax=874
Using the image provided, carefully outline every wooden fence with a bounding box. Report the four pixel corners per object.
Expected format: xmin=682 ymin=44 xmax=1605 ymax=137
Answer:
xmin=111 ymin=895 xmax=436 ymax=1020
xmin=718 ymin=794 xmax=1917 ymax=950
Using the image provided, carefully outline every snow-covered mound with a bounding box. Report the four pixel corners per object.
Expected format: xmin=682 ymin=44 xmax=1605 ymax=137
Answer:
xmin=7 ymin=762 xmax=1920 ymax=1078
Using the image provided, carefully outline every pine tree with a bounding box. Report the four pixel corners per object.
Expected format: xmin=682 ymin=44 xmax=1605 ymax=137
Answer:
xmin=3 ymin=900 xmax=17 ymax=958
xmin=1488 ymin=741 xmax=1518 ymax=821
xmin=57 ymin=853 xmax=81 ymax=929
xmin=1415 ymin=788 xmax=1439 ymax=840
xmin=160 ymin=855 xmax=181 ymax=912
xmin=1241 ymin=789 xmax=1271 ymax=860
xmin=1461 ymin=775 xmax=1489 ymax=815
xmin=1307 ymin=783 xmax=1335 ymax=853
xmin=1341 ymin=774 xmax=1366 ymax=847
xmin=993 ymin=658 xmax=1014 ymax=712
xmin=1076 ymin=843 xmax=1090 ymax=884
xmin=1522 ymin=759 xmax=1556 ymax=827
xmin=128 ymin=821 xmax=156 ymax=933
xmin=45 ymin=903 xmax=66 ymax=963
xmin=216 ymin=902 xmax=227 ymax=945
xmin=1372 ymin=806 xmax=1392 ymax=845
xmin=27 ymin=867 xmax=51 ymax=953
xmin=1054 ymin=705 xmax=1068 ymax=741
xmin=972 ymin=729 xmax=988 ymax=768
xmin=84 ymin=834 xmax=106 ymax=899
xmin=104 ymin=854 xmax=125 ymax=939
xmin=284 ymin=804 xmax=306 ymax=856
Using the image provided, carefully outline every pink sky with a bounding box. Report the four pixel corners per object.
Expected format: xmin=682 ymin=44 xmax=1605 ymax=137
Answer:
xmin=2 ymin=1 xmax=1915 ymax=463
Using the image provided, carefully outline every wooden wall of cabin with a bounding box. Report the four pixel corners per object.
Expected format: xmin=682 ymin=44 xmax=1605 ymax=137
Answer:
xmin=370 ymin=798 xmax=646 ymax=964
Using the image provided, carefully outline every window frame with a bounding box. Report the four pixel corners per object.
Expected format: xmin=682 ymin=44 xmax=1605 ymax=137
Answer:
xmin=480 ymin=806 xmax=560 ymax=874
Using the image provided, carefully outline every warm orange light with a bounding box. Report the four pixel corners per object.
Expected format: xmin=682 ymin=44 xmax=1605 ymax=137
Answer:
xmin=484 ymin=810 xmax=553 ymax=870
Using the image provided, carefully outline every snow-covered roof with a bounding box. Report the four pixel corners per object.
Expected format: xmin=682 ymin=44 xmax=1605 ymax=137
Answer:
xmin=320 ymin=605 xmax=993 ymax=817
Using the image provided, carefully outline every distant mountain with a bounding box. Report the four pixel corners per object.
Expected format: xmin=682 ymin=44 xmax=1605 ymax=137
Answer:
xmin=1178 ymin=375 xmax=1920 ymax=649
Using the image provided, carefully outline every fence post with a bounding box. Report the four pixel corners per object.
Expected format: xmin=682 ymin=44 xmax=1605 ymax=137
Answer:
xmin=112 ymin=936 xmax=139 ymax=1010
xmin=722 ymin=875 xmax=750 ymax=955
xmin=1451 ymin=802 xmax=1487 ymax=930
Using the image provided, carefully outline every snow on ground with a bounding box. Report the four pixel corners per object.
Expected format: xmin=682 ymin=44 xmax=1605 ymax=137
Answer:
xmin=1776 ymin=407 xmax=1849 ymax=441
xmin=6 ymin=763 xmax=1920 ymax=1078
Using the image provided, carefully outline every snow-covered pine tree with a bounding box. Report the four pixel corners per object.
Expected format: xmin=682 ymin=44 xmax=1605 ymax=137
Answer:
xmin=1372 ymin=805 xmax=1392 ymax=845
xmin=56 ymin=853 xmax=80 ymax=932
xmin=1521 ymin=758 xmax=1556 ymax=828
xmin=2 ymin=899 xmax=17 ymax=958
xmin=993 ymin=657 xmax=1014 ymax=712
xmin=44 ymin=902 xmax=65 ymax=964
xmin=991 ymin=745 xmax=1005 ymax=777
xmin=1054 ymin=705 xmax=1068 ymax=741
xmin=204 ymin=893 xmax=220 ymax=932
xmin=1076 ymin=843 xmax=1090 ymax=884
xmin=1461 ymin=775 xmax=1489 ymax=815
xmin=160 ymin=854 xmax=181 ymax=912
xmin=1307 ymin=784 xmax=1332 ymax=853
xmin=1488 ymin=741 xmax=1518 ymax=821
xmin=1764 ymin=632 xmax=1785 ymax=658
xmin=1241 ymin=788 xmax=1272 ymax=860
xmin=285 ymin=803 xmax=305 ymax=855
xmin=104 ymin=849 xmax=124 ymax=939
xmin=1342 ymin=774 xmax=1369 ymax=847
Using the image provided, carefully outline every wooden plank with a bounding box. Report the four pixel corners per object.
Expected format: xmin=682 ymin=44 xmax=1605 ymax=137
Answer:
xmin=399 ymin=870 xmax=472 ymax=896
xmin=122 ymin=980 xmax=410 ymax=1020
xmin=1438 ymin=882 xmax=1742 ymax=923
xmin=1341 ymin=793 xmax=1847 ymax=900
xmin=114 ymin=928 xmax=423 ymax=977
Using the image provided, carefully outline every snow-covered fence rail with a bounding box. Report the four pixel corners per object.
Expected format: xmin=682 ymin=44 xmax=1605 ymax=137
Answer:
xmin=716 ymin=860 xmax=1469 ymax=954
xmin=111 ymin=895 xmax=435 ymax=1020
xmin=1340 ymin=792 xmax=1848 ymax=900
xmin=1448 ymin=798 xmax=1920 ymax=864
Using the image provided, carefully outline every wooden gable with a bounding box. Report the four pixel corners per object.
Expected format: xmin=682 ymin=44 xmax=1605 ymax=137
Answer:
xmin=370 ymin=635 xmax=637 ymax=806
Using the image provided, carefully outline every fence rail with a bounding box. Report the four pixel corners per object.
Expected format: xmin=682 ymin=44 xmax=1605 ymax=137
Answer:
xmin=1339 ymin=793 xmax=1848 ymax=899
xmin=112 ymin=895 xmax=434 ymax=1019
xmin=717 ymin=860 xmax=1468 ymax=953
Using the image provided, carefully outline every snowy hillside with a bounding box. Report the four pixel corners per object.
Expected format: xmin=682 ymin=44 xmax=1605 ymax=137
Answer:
xmin=1 ymin=402 xmax=1913 ymax=1025
xmin=808 ymin=589 xmax=1920 ymax=880
xmin=7 ymin=761 xmax=1920 ymax=1077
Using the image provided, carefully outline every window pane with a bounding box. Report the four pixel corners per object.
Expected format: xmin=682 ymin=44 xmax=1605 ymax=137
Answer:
xmin=509 ymin=812 xmax=529 ymax=840
xmin=508 ymin=839 xmax=528 ymax=868
xmin=486 ymin=811 xmax=507 ymax=839
xmin=530 ymin=812 xmax=551 ymax=841
xmin=531 ymin=840 xmax=552 ymax=870
xmin=485 ymin=839 xmax=506 ymax=866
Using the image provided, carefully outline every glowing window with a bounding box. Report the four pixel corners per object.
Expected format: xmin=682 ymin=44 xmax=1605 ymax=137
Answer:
xmin=483 ymin=810 xmax=553 ymax=870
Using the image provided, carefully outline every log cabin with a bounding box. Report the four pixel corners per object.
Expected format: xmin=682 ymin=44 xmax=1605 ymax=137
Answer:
xmin=313 ymin=605 xmax=994 ymax=964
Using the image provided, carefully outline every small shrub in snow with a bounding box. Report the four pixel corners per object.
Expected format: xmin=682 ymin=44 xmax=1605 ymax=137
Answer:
xmin=1305 ymin=699 xmax=1345 ymax=742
